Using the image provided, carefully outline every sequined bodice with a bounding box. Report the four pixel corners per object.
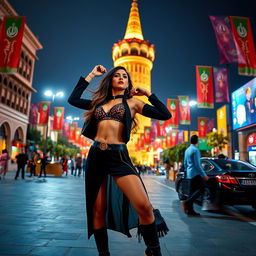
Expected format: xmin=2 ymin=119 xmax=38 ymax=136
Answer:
xmin=94 ymin=103 xmax=125 ymax=124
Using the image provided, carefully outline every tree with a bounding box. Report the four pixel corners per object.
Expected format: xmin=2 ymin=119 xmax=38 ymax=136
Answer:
xmin=206 ymin=131 xmax=229 ymax=154
xmin=26 ymin=125 xmax=41 ymax=145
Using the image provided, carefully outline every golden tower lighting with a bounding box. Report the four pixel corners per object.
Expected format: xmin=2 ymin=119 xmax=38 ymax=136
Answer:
xmin=112 ymin=0 xmax=155 ymax=165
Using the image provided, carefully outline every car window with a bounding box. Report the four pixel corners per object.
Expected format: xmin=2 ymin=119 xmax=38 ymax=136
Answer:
xmin=201 ymin=160 xmax=214 ymax=172
xmin=214 ymin=159 xmax=256 ymax=171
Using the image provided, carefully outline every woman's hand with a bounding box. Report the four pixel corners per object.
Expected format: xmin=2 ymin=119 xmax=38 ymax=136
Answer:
xmin=90 ymin=65 xmax=107 ymax=77
xmin=131 ymin=87 xmax=151 ymax=97
xmin=85 ymin=65 xmax=106 ymax=83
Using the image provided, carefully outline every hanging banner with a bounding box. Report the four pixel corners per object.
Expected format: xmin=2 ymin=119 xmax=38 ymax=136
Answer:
xmin=177 ymin=130 xmax=184 ymax=144
xmin=166 ymin=134 xmax=172 ymax=148
xmin=206 ymin=118 xmax=215 ymax=134
xmin=53 ymin=107 xmax=64 ymax=131
xmin=196 ymin=66 xmax=214 ymax=108
xmin=0 ymin=16 xmax=26 ymax=73
xmin=38 ymin=101 xmax=51 ymax=125
xmin=178 ymin=96 xmax=191 ymax=124
xmin=140 ymin=133 xmax=145 ymax=149
xmin=230 ymin=16 xmax=256 ymax=76
xmin=29 ymin=103 xmax=38 ymax=125
xmin=184 ymin=130 xmax=189 ymax=142
xmin=62 ymin=121 xmax=69 ymax=137
xmin=213 ymin=67 xmax=230 ymax=102
xmin=69 ymin=122 xmax=77 ymax=141
xmin=170 ymin=130 xmax=178 ymax=147
xmin=156 ymin=120 xmax=166 ymax=138
xmin=209 ymin=16 xmax=238 ymax=64
xmin=198 ymin=117 xmax=207 ymax=137
xmin=76 ymin=128 xmax=82 ymax=145
xmin=167 ymin=99 xmax=179 ymax=128
xmin=144 ymin=126 xmax=151 ymax=145
xmin=150 ymin=119 xmax=157 ymax=142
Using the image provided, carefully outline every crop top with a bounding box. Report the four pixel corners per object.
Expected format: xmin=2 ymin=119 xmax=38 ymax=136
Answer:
xmin=94 ymin=103 xmax=125 ymax=124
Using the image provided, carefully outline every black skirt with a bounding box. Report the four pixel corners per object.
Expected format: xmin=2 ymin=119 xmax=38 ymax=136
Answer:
xmin=85 ymin=141 xmax=141 ymax=239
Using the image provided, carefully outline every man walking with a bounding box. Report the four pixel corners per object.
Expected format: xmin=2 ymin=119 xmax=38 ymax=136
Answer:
xmin=182 ymin=135 xmax=209 ymax=216
xmin=14 ymin=150 xmax=28 ymax=180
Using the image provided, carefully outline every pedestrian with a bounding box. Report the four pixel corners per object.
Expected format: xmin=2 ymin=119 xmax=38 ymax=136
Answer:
xmin=70 ymin=157 xmax=75 ymax=175
xmin=74 ymin=155 xmax=82 ymax=177
xmin=82 ymin=157 xmax=87 ymax=177
xmin=61 ymin=156 xmax=68 ymax=176
xmin=0 ymin=149 xmax=9 ymax=179
xmin=181 ymin=135 xmax=209 ymax=216
xmin=163 ymin=159 xmax=171 ymax=180
xmin=14 ymin=150 xmax=28 ymax=180
xmin=39 ymin=153 xmax=49 ymax=178
xmin=29 ymin=152 xmax=38 ymax=177
xmin=68 ymin=65 xmax=171 ymax=256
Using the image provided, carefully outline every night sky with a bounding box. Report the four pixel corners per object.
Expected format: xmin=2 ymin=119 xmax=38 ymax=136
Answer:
xmin=7 ymin=0 xmax=256 ymax=130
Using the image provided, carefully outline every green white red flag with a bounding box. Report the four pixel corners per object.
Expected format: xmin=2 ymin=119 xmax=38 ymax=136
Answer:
xmin=171 ymin=130 xmax=178 ymax=147
xmin=178 ymin=96 xmax=191 ymax=124
xmin=156 ymin=120 xmax=166 ymax=138
xmin=38 ymin=101 xmax=50 ymax=125
xmin=144 ymin=126 xmax=151 ymax=145
xmin=166 ymin=134 xmax=171 ymax=148
xmin=68 ymin=122 xmax=77 ymax=141
xmin=196 ymin=66 xmax=214 ymax=108
xmin=140 ymin=133 xmax=145 ymax=149
xmin=167 ymin=99 xmax=179 ymax=128
xmin=198 ymin=117 xmax=207 ymax=137
xmin=0 ymin=16 xmax=26 ymax=73
xmin=53 ymin=107 xmax=64 ymax=131
xmin=230 ymin=16 xmax=256 ymax=76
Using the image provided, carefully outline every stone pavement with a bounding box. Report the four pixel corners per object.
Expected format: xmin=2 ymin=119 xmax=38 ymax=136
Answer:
xmin=0 ymin=172 xmax=256 ymax=256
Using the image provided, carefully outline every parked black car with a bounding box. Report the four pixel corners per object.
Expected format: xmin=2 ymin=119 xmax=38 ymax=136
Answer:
xmin=175 ymin=158 xmax=256 ymax=209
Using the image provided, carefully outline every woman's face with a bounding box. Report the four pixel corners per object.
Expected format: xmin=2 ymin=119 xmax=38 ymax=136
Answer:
xmin=112 ymin=69 xmax=129 ymax=91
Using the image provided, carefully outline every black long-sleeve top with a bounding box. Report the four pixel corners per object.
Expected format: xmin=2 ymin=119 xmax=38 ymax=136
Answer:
xmin=68 ymin=77 xmax=172 ymax=143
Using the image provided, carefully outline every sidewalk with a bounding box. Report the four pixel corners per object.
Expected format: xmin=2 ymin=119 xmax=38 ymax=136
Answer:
xmin=0 ymin=173 xmax=256 ymax=256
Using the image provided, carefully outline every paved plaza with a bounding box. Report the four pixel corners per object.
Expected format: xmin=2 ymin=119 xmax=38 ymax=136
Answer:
xmin=0 ymin=172 xmax=256 ymax=256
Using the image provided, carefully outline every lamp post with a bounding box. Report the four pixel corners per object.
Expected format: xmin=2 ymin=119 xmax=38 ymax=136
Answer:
xmin=43 ymin=90 xmax=64 ymax=154
xmin=187 ymin=100 xmax=197 ymax=138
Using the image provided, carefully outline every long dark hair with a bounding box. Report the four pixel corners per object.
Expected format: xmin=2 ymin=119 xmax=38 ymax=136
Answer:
xmin=84 ymin=66 xmax=137 ymax=130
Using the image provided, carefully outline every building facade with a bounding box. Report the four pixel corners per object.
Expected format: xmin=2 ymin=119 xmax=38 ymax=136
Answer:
xmin=0 ymin=0 xmax=42 ymax=164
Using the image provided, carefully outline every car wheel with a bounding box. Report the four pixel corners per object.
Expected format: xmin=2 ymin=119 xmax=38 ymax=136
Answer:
xmin=177 ymin=181 xmax=187 ymax=200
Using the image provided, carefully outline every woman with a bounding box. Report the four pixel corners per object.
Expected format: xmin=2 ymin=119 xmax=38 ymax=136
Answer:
xmin=68 ymin=65 xmax=171 ymax=256
xmin=0 ymin=149 xmax=9 ymax=179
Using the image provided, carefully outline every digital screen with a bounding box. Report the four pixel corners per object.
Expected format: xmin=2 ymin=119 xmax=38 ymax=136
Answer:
xmin=232 ymin=78 xmax=256 ymax=130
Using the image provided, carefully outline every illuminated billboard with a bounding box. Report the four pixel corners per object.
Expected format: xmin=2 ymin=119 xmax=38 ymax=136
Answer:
xmin=232 ymin=78 xmax=256 ymax=130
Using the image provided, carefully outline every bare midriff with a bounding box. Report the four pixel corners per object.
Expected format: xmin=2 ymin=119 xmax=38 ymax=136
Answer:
xmin=94 ymin=120 xmax=126 ymax=144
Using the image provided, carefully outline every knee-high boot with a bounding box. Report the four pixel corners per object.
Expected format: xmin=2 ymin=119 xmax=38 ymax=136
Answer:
xmin=93 ymin=227 xmax=110 ymax=256
xmin=140 ymin=221 xmax=162 ymax=256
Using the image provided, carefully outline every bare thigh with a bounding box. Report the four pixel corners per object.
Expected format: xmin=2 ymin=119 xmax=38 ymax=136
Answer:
xmin=114 ymin=174 xmax=154 ymax=225
xmin=93 ymin=178 xmax=107 ymax=229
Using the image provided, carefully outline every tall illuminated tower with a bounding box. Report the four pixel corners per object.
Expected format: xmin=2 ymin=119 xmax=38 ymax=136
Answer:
xmin=112 ymin=0 xmax=155 ymax=164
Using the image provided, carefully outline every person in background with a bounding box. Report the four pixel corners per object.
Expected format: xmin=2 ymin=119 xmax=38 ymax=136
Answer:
xmin=82 ymin=157 xmax=87 ymax=177
xmin=74 ymin=155 xmax=82 ymax=177
xmin=70 ymin=157 xmax=75 ymax=175
xmin=39 ymin=153 xmax=48 ymax=178
xmin=61 ymin=156 xmax=68 ymax=176
xmin=182 ymin=135 xmax=209 ymax=216
xmin=0 ymin=149 xmax=9 ymax=179
xmin=14 ymin=149 xmax=28 ymax=180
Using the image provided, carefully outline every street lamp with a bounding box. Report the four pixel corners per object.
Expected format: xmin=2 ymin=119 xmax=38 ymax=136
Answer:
xmin=43 ymin=90 xmax=64 ymax=153
xmin=44 ymin=90 xmax=64 ymax=102
xmin=189 ymin=100 xmax=197 ymax=107
xmin=66 ymin=116 xmax=80 ymax=122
